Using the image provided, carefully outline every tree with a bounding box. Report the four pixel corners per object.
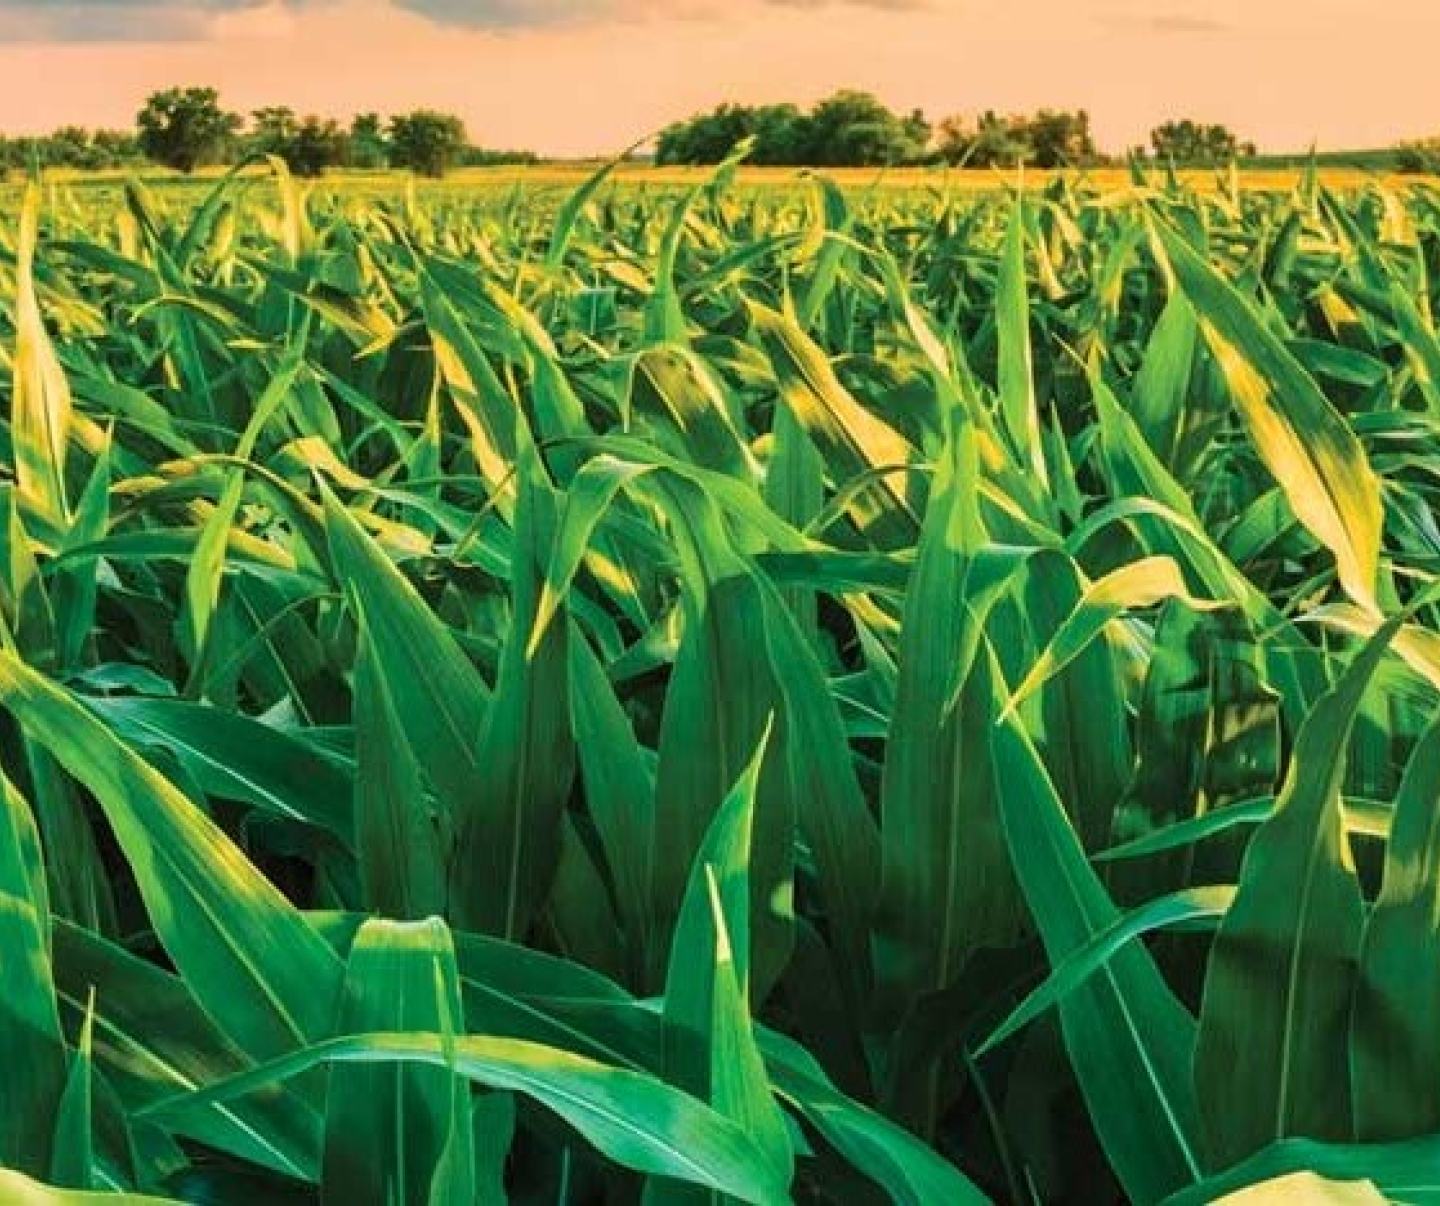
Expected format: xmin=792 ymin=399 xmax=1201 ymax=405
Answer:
xmin=748 ymin=104 xmax=806 ymax=165
xmin=1398 ymin=137 xmax=1440 ymax=174
xmin=349 ymin=112 xmax=388 ymax=170
xmin=249 ymin=106 xmax=298 ymax=159
xmin=92 ymin=128 xmax=142 ymax=167
xmin=460 ymin=145 xmax=541 ymax=167
xmin=1025 ymin=109 xmax=1097 ymax=168
xmin=0 ymin=127 xmax=142 ymax=176
xmin=249 ymin=108 xmax=349 ymax=177
xmin=937 ymin=108 xmax=1098 ymax=168
xmin=902 ymin=108 xmax=933 ymax=159
xmin=656 ymin=92 xmax=927 ymax=167
xmin=47 ymin=127 xmax=94 ymax=169
xmin=287 ymin=117 xmax=350 ymax=177
xmin=800 ymin=90 xmax=928 ymax=166
xmin=656 ymin=104 xmax=763 ymax=166
xmin=136 ymin=86 xmax=241 ymax=173
xmin=1149 ymin=119 xmax=1252 ymax=166
xmin=937 ymin=111 xmax=1028 ymax=167
xmin=388 ymin=110 xmax=468 ymax=178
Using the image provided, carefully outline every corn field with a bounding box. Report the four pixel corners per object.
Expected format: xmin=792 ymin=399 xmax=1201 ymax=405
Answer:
xmin=3 ymin=159 xmax=1440 ymax=1204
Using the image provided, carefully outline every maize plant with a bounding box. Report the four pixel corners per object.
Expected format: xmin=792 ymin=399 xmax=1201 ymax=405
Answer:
xmin=1 ymin=159 xmax=1440 ymax=1203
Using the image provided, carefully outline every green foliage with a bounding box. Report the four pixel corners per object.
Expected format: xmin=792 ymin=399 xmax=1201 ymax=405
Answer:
xmin=0 ymin=129 xmax=142 ymax=176
xmin=937 ymin=108 xmax=1100 ymax=168
xmin=656 ymin=90 xmax=929 ymax=166
xmin=388 ymin=110 xmax=469 ymax=178
xmin=1148 ymin=119 xmax=1256 ymax=166
xmin=1 ymin=90 xmax=505 ymax=180
xmin=1397 ymin=135 xmax=1440 ymax=174
xmin=286 ymin=119 xmax=351 ymax=179
xmin=135 ymin=86 xmax=242 ymax=174
xmin=3 ymin=162 xmax=1440 ymax=1204
xmin=246 ymin=107 xmax=352 ymax=179
xmin=347 ymin=112 xmax=389 ymax=170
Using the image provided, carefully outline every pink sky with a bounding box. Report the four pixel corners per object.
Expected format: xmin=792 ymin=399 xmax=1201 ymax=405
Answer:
xmin=0 ymin=0 xmax=1436 ymax=156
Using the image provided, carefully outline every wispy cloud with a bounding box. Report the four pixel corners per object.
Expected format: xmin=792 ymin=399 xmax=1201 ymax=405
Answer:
xmin=1093 ymin=4 xmax=1231 ymax=36
xmin=0 ymin=0 xmax=320 ymax=41
xmin=378 ymin=0 xmax=939 ymax=32
xmin=0 ymin=2 xmax=203 ymax=40
xmin=759 ymin=0 xmax=929 ymax=9
xmin=0 ymin=0 xmax=932 ymax=40
xmin=1143 ymin=12 xmax=1227 ymax=33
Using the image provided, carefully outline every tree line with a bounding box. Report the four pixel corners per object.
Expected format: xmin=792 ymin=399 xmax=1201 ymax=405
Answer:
xmin=13 ymin=85 xmax=1427 ymax=178
xmin=656 ymin=92 xmax=1260 ymax=168
xmin=1397 ymin=136 xmax=1440 ymax=173
xmin=0 ymin=86 xmax=536 ymax=179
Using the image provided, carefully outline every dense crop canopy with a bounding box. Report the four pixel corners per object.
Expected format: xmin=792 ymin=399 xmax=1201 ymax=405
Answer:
xmin=2 ymin=161 xmax=1440 ymax=1203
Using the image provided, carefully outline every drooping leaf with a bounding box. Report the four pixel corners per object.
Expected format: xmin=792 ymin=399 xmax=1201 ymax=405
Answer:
xmin=1152 ymin=216 xmax=1384 ymax=611
xmin=0 ymin=652 xmax=344 ymax=1066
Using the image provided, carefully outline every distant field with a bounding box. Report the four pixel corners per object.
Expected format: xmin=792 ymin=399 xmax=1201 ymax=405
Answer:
xmin=2 ymin=161 xmax=1435 ymax=210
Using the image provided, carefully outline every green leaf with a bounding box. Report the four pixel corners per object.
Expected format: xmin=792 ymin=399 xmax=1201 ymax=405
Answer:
xmin=978 ymin=886 xmax=1235 ymax=1056
xmin=450 ymin=456 xmax=575 ymax=941
xmin=142 ymin=1032 xmax=791 ymax=1205
xmin=52 ymin=439 xmax=110 ymax=676
xmin=996 ymin=199 xmax=1048 ymax=489
xmin=747 ymin=299 xmax=917 ymax=546
xmin=1131 ymin=291 xmax=1199 ymax=469
xmin=659 ymin=730 xmax=792 ymax=1200
xmin=544 ymin=150 xmax=628 ymax=271
xmin=876 ymin=424 xmax=1023 ymax=1025
xmin=650 ymin=477 xmax=792 ymax=996
xmin=10 ymin=179 xmax=73 ymax=534
xmin=1164 ymin=1135 xmax=1440 ymax=1206
xmin=760 ymin=1030 xmax=987 ymax=1206
xmin=1194 ymin=621 xmax=1400 ymax=1166
xmin=992 ymin=661 xmax=1203 ymax=1204
xmin=351 ymin=616 xmax=447 ymax=919
xmin=183 ymin=351 xmax=304 ymax=679
xmin=757 ymin=575 xmax=879 ymax=1016
xmin=0 ymin=1169 xmax=179 ymax=1205
xmin=323 ymin=919 xmax=479 ymax=1206
xmin=1352 ymin=716 xmax=1440 ymax=1139
xmin=49 ymin=991 xmax=96 ymax=1189
xmin=0 ymin=477 xmax=58 ymax=669
xmin=86 ymin=696 xmax=353 ymax=843
xmin=1006 ymin=556 xmax=1217 ymax=714
xmin=0 ymin=651 xmax=344 ymax=1066
xmin=51 ymin=921 xmax=321 ymax=1179
xmin=528 ymin=453 xmax=653 ymax=659
xmin=323 ymin=481 xmax=490 ymax=821
xmin=567 ymin=630 xmax=657 ymax=980
xmin=1152 ymin=215 xmax=1384 ymax=612
xmin=0 ymin=770 xmax=67 ymax=1174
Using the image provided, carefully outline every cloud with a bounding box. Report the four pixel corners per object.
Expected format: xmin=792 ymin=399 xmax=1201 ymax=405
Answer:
xmin=1142 ymin=13 xmax=1227 ymax=33
xmin=390 ymin=0 xmax=615 ymax=29
xmin=1093 ymin=6 xmax=1229 ymax=35
xmin=0 ymin=0 xmax=291 ymax=41
xmin=0 ymin=0 xmax=928 ymax=41
xmin=0 ymin=3 xmax=200 ymax=40
xmin=763 ymin=0 xmax=928 ymax=8
xmin=392 ymin=0 xmax=927 ymax=30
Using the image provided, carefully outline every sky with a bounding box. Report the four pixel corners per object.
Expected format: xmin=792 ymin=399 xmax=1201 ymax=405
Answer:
xmin=0 ymin=0 xmax=1436 ymax=157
